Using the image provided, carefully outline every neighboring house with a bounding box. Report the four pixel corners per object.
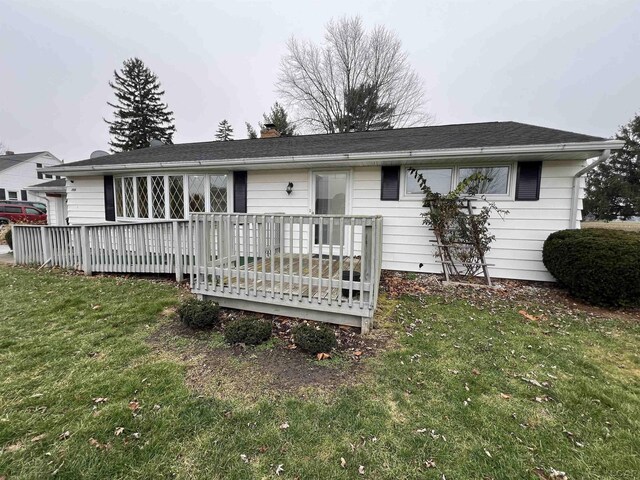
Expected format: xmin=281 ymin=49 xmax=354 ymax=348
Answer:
xmin=0 ymin=151 xmax=63 ymax=223
xmin=26 ymin=179 xmax=68 ymax=226
xmin=41 ymin=122 xmax=624 ymax=282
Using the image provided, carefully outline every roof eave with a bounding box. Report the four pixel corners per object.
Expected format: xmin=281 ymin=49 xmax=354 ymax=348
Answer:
xmin=41 ymin=140 xmax=624 ymax=176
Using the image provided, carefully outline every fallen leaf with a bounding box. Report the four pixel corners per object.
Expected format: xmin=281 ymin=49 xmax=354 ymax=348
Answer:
xmin=88 ymin=438 xmax=111 ymax=450
xmin=518 ymin=310 xmax=540 ymax=321
xmin=31 ymin=433 xmax=46 ymax=442
xmin=316 ymin=352 xmax=331 ymax=360
xmin=521 ymin=378 xmax=546 ymax=389
xmin=416 ymin=428 xmax=427 ymax=433
xmin=358 ymin=465 xmax=365 ymax=475
xmin=258 ymin=446 xmax=268 ymax=453
xmin=472 ymin=368 xmax=480 ymax=375
xmin=93 ymin=397 xmax=108 ymax=404
xmin=58 ymin=431 xmax=71 ymax=440
xmin=5 ymin=442 xmax=23 ymax=452
xmin=114 ymin=427 xmax=124 ymax=436
xmin=275 ymin=464 xmax=284 ymax=476
xmin=500 ymin=393 xmax=511 ymax=400
xmin=130 ymin=432 xmax=141 ymax=439
xmin=354 ymin=351 xmax=363 ymax=356
xmin=128 ymin=400 xmax=140 ymax=412
xmin=340 ymin=457 xmax=347 ymax=468
xmin=484 ymin=449 xmax=492 ymax=458
xmin=425 ymin=459 xmax=436 ymax=468
xmin=279 ymin=422 xmax=289 ymax=430
xmin=92 ymin=304 xmax=101 ymax=310
xmin=240 ymin=453 xmax=249 ymax=463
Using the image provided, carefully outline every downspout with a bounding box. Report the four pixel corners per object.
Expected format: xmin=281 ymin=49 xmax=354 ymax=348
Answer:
xmin=569 ymin=149 xmax=610 ymax=228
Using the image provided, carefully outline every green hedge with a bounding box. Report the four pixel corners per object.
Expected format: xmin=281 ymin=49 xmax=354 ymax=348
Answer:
xmin=177 ymin=298 xmax=220 ymax=329
xmin=543 ymin=228 xmax=640 ymax=307
xmin=224 ymin=317 xmax=272 ymax=345
xmin=292 ymin=323 xmax=337 ymax=355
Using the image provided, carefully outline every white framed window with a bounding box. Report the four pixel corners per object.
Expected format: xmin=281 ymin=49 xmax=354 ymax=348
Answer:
xmin=402 ymin=164 xmax=513 ymax=199
xmin=115 ymin=173 xmax=231 ymax=220
xmin=459 ymin=166 xmax=510 ymax=195
xmin=8 ymin=191 xmax=18 ymax=200
xmin=405 ymin=168 xmax=453 ymax=195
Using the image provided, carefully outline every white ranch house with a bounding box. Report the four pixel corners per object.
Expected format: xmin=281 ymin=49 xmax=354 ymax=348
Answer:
xmin=13 ymin=122 xmax=623 ymax=332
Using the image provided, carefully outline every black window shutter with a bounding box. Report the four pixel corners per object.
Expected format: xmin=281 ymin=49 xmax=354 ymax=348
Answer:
xmin=104 ymin=175 xmax=116 ymax=221
xmin=0 ymin=189 xmax=5 ymax=200
xmin=380 ymin=166 xmax=400 ymax=201
xmin=515 ymin=161 xmax=542 ymax=201
xmin=233 ymin=171 xmax=247 ymax=213
xmin=21 ymin=190 xmax=28 ymax=201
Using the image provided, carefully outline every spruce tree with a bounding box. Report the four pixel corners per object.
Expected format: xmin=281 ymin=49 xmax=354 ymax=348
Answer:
xmin=260 ymin=102 xmax=296 ymax=136
xmin=585 ymin=113 xmax=640 ymax=220
xmin=105 ymin=58 xmax=175 ymax=152
xmin=245 ymin=122 xmax=258 ymax=139
xmin=215 ymin=120 xmax=234 ymax=141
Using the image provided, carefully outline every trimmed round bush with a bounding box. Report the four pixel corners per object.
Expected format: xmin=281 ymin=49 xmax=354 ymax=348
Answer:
xmin=292 ymin=323 xmax=338 ymax=355
xmin=543 ymin=228 xmax=640 ymax=307
xmin=5 ymin=228 xmax=12 ymax=250
xmin=224 ymin=317 xmax=272 ymax=345
xmin=177 ymin=298 xmax=220 ymax=329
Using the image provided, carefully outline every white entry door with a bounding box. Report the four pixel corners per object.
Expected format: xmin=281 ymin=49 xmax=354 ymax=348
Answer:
xmin=312 ymin=171 xmax=349 ymax=254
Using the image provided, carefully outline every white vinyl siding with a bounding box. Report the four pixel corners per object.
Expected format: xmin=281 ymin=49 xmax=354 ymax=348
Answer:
xmin=66 ymin=176 xmax=106 ymax=224
xmin=0 ymin=152 xmax=62 ymax=202
xmin=350 ymin=160 xmax=586 ymax=282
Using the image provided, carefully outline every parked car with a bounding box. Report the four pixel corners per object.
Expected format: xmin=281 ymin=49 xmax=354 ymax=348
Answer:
xmin=1 ymin=199 xmax=47 ymax=212
xmin=0 ymin=204 xmax=47 ymax=224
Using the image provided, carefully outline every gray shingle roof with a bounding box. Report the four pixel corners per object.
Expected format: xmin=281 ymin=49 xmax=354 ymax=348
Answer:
xmin=28 ymin=179 xmax=66 ymax=189
xmin=53 ymin=122 xmax=607 ymax=170
xmin=0 ymin=151 xmax=45 ymax=172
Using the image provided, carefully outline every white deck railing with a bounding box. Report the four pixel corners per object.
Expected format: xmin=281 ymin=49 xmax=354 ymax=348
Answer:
xmin=189 ymin=214 xmax=383 ymax=330
xmin=12 ymin=221 xmax=191 ymax=279
xmin=12 ymin=214 xmax=383 ymax=331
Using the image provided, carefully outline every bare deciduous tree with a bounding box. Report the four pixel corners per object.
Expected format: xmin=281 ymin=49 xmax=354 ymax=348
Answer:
xmin=277 ymin=16 xmax=430 ymax=133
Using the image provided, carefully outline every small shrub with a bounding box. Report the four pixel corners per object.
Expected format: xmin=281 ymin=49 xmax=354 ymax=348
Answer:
xmin=224 ymin=317 xmax=272 ymax=345
xmin=292 ymin=323 xmax=337 ymax=355
xmin=543 ymin=228 xmax=640 ymax=307
xmin=177 ymin=298 xmax=220 ymax=329
xmin=5 ymin=228 xmax=12 ymax=250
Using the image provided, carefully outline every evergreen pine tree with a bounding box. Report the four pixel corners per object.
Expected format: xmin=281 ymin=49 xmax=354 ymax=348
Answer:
xmin=105 ymin=58 xmax=175 ymax=152
xmin=260 ymin=102 xmax=296 ymax=136
xmin=585 ymin=113 xmax=640 ymax=219
xmin=245 ymin=122 xmax=258 ymax=139
xmin=215 ymin=120 xmax=234 ymax=141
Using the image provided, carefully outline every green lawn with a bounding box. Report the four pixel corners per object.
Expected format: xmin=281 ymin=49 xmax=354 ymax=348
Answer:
xmin=1 ymin=266 xmax=639 ymax=479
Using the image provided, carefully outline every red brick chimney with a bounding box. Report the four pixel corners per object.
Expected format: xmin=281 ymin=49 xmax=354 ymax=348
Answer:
xmin=260 ymin=123 xmax=281 ymax=139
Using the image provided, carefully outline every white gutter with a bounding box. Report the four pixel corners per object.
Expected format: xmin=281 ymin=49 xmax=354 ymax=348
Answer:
xmin=40 ymin=140 xmax=625 ymax=175
xmin=569 ymin=149 xmax=611 ymax=228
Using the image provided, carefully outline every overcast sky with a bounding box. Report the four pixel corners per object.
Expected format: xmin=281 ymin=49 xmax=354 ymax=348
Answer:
xmin=1 ymin=0 xmax=639 ymax=162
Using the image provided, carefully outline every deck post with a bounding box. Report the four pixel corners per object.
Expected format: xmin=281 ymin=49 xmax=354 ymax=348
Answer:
xmin=173 ymin=221 xmax=183 ymax=282
xmin=361 ymin=316 xmax=371 ymax=334
xmin=80 ymin=225 xmax=92 ymax=276
xmin=40 ymin=226 xmax=50 ymax=266
xmin=362 ymin=222 xmax=373 ymax=306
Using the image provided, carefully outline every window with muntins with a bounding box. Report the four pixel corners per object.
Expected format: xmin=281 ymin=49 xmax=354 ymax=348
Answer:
xmin=115 ymin=174 xmax=231 ymax=220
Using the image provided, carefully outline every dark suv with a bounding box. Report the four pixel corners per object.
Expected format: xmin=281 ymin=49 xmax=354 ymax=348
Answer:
xmin=0 ymin=204 xmax=47 ymax=224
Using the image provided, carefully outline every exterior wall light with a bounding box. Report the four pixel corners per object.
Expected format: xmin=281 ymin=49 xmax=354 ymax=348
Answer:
xmin=286 ymin=182 xmax=294 ymax=195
